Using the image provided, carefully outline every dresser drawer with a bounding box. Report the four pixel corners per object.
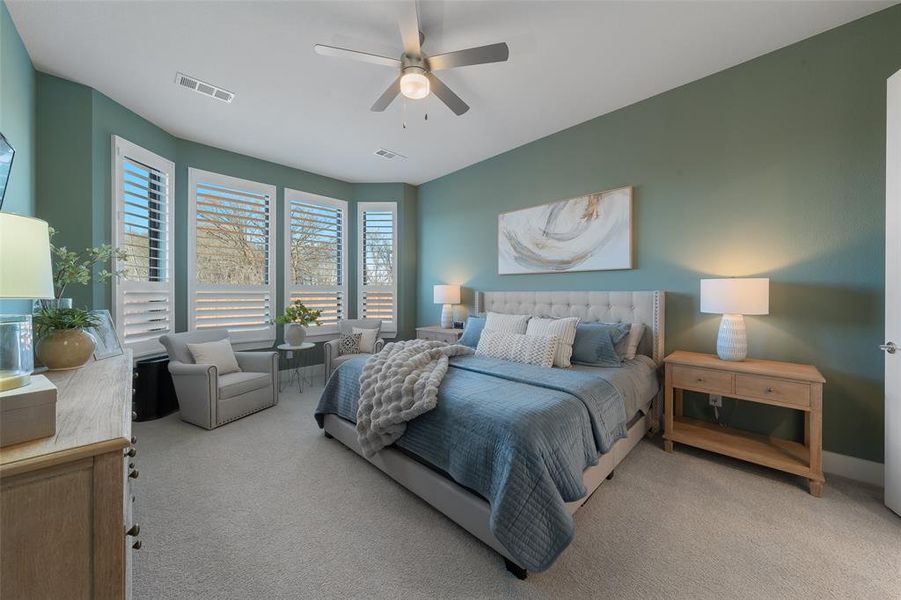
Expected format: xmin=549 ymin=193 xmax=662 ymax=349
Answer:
xmin=671 ymin=365 xmax=734 ymax=395
xmin=735 ymin=375 xmax=810 ymax=409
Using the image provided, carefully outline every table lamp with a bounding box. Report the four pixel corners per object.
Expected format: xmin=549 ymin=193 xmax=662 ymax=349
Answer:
xmin=433 ymin=284 xmax=461 ymax=329
xmin=0 ymin=213 xmax=55 ymax=390
xmin=700 ymin=278 xmax=769 ymax=361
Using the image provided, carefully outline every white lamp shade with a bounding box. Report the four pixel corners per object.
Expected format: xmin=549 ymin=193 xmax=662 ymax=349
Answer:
xmin=700 ymin=278 xmax=769 ymax=315
xmin=0 ymin=213 xmax=55 ymax=299
xmin=433 ymin=284 xmax=461 ymax=305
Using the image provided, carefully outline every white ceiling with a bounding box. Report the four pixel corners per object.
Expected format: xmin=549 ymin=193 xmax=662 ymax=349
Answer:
xmin=7 ymin=1 xmax=893 ymax=185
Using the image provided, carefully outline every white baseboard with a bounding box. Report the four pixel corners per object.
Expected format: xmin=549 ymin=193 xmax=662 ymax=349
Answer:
xmin=823 ymin=451 xmax=884 ymax=487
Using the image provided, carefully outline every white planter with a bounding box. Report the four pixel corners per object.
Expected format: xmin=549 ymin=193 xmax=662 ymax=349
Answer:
xmin=284 ymin=323 xmax=307 ymax=346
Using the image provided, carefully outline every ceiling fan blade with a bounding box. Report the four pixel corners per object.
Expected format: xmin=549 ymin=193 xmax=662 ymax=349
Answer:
xmin=426 ymin=73 xmax=469 ymax=116
xmin=314 ymin=44 xmax=400 ymax=68
xmin=428 ymin=42 xmax=509 ymax=71
xmin=398 ymin=1 xmax=422 ymax=56
xmin=371 ymin=76 xmax=402 ymax=112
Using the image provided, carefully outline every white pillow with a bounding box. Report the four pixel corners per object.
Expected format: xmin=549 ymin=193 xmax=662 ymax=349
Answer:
xmin=484 ymin=312 xmax=530 ymax=334
xmin=353 ymin=327 xmax=379 ymax=354
xmin=186 ymin=338 xmax=241 ymax=375
xmin=525 ymin=317 xmax=580 ymax=368
xmin=614 ymin=322 xmax=645 ymax=360
xmin=475 ymin=331 xmax=559 ymax=368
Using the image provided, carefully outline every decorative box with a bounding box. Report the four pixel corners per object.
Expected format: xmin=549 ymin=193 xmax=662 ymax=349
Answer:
xmin=0 ymin=375 xmax=57 ymax=447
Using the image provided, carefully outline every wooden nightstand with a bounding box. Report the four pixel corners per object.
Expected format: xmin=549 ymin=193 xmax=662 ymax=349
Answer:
xmin=663 ymin=351 xmax=826 ymax=496
xmin=416 ymin=326 xmax=463 ymax=344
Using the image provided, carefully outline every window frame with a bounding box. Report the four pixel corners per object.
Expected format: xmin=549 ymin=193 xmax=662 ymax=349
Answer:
xmin=283 ymin=189 xmax=348 ymax=339
xmin=187 ymin=167 xmax=277 ymax=348
xmin=111 ymin=135 xmax=175 ymax=358
xmin=357 ymin=201 xmax=398 ymax=334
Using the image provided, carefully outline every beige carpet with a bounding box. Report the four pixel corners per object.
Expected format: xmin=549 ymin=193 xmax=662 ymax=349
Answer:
xmin=133 ymin=384 xmax=900 ymax=599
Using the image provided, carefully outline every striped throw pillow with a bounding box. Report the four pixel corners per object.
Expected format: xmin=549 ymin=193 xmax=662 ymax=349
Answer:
xmin=484 ymin=312 xmax=530 ymax=334
xmin=525 ymin=316 xmax=580 ymax=368
xmin=475 ymin=331 xmax=559 ymax=368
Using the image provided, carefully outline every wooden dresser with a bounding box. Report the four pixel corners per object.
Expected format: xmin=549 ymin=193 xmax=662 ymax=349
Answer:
xmin=1 ymin=352 xmax=138 ymax=599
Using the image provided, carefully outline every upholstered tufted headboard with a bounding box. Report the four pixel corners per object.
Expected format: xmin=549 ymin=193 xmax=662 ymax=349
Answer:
xmin=474 ymin=290 xmax=665 ymax=365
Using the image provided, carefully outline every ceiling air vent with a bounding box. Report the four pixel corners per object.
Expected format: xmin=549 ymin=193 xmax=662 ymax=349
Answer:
xmin=374 ymin=148 xmax=406 ymax=160
xmin=175 ymin=72 xmax=234 ymax=103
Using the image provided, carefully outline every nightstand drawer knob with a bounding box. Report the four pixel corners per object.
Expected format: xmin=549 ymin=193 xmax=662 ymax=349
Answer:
xmin=696 ymin=377 xmax=704 ymax=382
xmin=766 ymin=387 xmax=775 ymax=393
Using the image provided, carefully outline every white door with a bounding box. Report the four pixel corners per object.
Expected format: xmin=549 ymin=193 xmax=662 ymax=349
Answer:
xmin=886 ymin=69 xmax=901 ymax=516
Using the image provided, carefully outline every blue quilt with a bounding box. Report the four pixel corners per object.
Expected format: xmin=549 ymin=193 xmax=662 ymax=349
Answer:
xmin=315 ymin=354 xmax=633 ymax=572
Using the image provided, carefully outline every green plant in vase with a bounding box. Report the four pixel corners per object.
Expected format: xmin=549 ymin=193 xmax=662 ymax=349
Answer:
xmin=274 ymin=301 xmax=322 ymax=345
xmin=38 ymin=226 xmax=129 ymax=309
xmin=33 ymin=307 xmax=101 ymax=371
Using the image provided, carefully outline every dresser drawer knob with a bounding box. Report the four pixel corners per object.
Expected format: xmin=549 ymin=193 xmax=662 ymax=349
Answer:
xmin=766 ymin=387 xmax=775 ymax=393
xmin=126 ymin=524 xmax=140 ymax=536
xmin=132 ymin=540 xmax=142 ymax=550
xmin=129 ymin=469 xmax=139 ymax=479
xmin=125 ymin=448 xmax=136 ymax=457
xmin=696 ymin=377 xmax=704 ymax=383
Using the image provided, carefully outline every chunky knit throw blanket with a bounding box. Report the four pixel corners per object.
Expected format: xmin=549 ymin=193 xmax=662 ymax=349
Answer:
xmin=356 ymin=339 xmax=474 ymax=457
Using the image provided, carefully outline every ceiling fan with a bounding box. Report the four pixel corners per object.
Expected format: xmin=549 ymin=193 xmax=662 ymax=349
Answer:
xmin=313 ymin=2 xmax=509 ymax=116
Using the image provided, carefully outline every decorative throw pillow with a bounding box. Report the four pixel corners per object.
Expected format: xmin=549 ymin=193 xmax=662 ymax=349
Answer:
xmin=337 ymin=333 xmax=362 ymax=356
xmin=352 ymin=327 xmax=379 ymax=353
xmin=186 ymin=338 xmax=241 ymax=375
xmin=614 ymin=322 xmax=645 ymax=360
xmin=458 ymin=316 xmax=486 ymax=348
xmin=572 ymin=323 xmax=631 ymax=367
xmin=525 ymin=316 xmax=580 ymax=368
xmin=483 ymin=312 xmax=531 ymax=335
xmin=475 ymin=331 xmax=559 ymax=368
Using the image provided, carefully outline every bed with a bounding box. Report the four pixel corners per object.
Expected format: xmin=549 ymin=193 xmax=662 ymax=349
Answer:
xmin=315 ymin=290 xmax=665 ymax=578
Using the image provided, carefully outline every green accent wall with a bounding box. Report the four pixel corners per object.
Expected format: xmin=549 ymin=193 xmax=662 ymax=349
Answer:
xmin=0 ymin=0 xmax=34 ymax=216
xmin=0 ymin=0 xmax=36 ymax=313
xmin=31 ymin=71 xmax=415 ymax=365
xmin=416 ymin=7 xmax=901 ymax=462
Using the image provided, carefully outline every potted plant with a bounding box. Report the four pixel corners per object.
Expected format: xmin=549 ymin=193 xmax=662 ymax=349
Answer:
xmin=274 ymin=301 xmax=322 ymax=345
xmin=33 ymin=307 xmax=100 ymax=371
xmin=35 ymin=227 xmax=128 ymax=310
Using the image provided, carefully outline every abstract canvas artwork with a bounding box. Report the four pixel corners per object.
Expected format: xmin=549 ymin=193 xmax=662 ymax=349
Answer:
xmin=498 ymin=186 xmax=633 ymax=274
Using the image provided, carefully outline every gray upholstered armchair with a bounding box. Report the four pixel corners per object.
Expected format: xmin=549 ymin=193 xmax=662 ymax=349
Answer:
xmin=323 ymin=319 xmax=385 ymax=383
xmin=160 ymin=329 xmax=279 ymax=430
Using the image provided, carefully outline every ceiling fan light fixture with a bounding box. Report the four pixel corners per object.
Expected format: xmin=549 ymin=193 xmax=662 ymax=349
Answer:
xmin=400 ymin=69 xmax=429 ymax=100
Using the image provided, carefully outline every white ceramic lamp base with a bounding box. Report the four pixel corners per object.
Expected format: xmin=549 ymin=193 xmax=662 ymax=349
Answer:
xmin=440 ymin=304 xmax=453 ymax=329
xmin=716 ymin=313 xmax=748 ymax=361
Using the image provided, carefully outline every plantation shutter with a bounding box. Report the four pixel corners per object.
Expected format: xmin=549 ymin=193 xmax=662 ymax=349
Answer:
xmin=112 ymin=136 xmax=175 ymax=357
xmin=358 ymin=203 xmax=397 ymax=332
xmin=188 ymin=169 xmax=276 ymax=345
xmin=285 ymin=191 xmax=347 ymax=334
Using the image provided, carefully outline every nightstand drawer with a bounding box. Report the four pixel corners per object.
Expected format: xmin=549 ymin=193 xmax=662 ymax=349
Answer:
xmin=735 ymin=375 xmax=810 ymax=409
xmin=671 ymin=365 xmax=733 ymax=395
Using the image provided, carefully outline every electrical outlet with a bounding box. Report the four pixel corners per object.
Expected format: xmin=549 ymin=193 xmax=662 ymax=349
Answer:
xmin=708 ymin=394 xmax=723 ymax=408
xmin=287 ymin=351 xmax=294 ymax=359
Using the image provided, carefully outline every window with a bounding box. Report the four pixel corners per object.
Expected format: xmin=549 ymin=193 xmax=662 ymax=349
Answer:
xmin=112 ymin=136 xmax=175 ymax=357
xmin=187 ymin=168 xmax=276 ymax=346
xmin=285 ymin=190 xmax=347 ymax=336
xmin=358 ymin=202 xmax=397 ymax=333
